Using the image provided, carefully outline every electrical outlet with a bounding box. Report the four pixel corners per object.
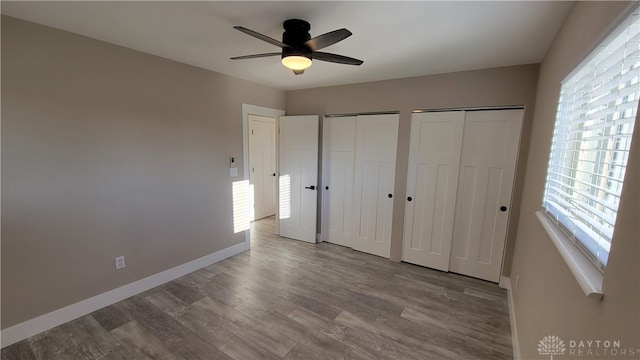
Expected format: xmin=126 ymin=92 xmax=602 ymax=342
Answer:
xmin=115 ymin=256 xmax=126 ymax=270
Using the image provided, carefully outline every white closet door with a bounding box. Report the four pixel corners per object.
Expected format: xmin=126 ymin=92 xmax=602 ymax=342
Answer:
xmin=322 ymin=116 xmax=357 ymax=247
xmin=449 ymin=109 xmax=523 ymax=282
xmin=402 ymin=111 xmax=465 ymax=271
xmin=278 ymin=115 xmax=319 ymax=243
xmin=248 ymin=115 xmax=276 ymax=220
xmin=352 ymin=114 xmax=399 ymax=258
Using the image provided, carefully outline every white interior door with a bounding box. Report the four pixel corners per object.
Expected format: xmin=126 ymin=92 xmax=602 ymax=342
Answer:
xmin=352 ymin=114 xmax=399 ymax=258
xmin=402 ymin=111 xmax=464 ymax=271
xmin=449 ymin=109 xmax=523 ymax=282
xmin=248 ymin=114 xmax=276 ymax=220
xmin=322 ymin=116 xmax=357 ymax=247
xmin=278 ymin=115 xmax=319 ymax=243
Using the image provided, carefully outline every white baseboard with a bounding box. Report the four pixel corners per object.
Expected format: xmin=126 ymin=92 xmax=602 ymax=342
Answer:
xmin=503 ymin=276 xmax=521 ymax=360
xmin=0 ymin=241 xmax=248 ymax=348
xmin=499 ymin=275 xmax=511 ymax=289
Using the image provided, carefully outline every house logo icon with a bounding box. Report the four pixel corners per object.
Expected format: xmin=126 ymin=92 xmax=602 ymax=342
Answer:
xmin=538 ymin=335 xmax=566 ymax=359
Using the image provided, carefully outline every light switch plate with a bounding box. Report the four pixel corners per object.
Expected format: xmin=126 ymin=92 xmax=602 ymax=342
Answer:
xmin=115 ymin=256 xmax=125 ymax=270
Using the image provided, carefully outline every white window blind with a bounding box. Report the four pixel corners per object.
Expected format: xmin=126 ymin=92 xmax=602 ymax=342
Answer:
xmin=543 ymin=7 xmax=639 ymax=269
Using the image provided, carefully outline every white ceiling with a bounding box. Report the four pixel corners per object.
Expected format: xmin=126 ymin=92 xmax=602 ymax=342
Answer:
xmin=1 ymin=1 xmax=573 ymax=91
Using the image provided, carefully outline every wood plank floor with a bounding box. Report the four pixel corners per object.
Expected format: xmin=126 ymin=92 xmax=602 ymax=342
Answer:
xmin=2 ymin=217 xmax=512 ymax=360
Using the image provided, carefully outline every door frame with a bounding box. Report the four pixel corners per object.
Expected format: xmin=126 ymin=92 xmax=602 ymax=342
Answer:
xmin=242 ymin=104 xmax=285 ymax=248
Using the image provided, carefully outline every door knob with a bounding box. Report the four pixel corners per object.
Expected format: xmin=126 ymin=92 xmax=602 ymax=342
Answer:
xmin=272 ymin=173 xmax=276 ymax=176
xmin=388 ymin=194 xmax=393 ymax=198
xmin=325 ymin=186 xmax=329 ymax=190
xmin=305 ymin=185 xmax=316 ymax=190
xmin=407 ymin=197 xmax=413 ymax=201
xmin=500 ymin=206 xmax=508 ymax=212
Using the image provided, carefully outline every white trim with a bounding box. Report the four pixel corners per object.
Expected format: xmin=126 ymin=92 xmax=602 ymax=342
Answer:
xmin=0 ymin=242 xmax=248 ymax=348
xmin=499 ymin=276 xmax=511 ymax=290
xmin=536 ymin=211 xmax=604 ymax=300
xmin=504 ymin=276 xmax=521 ymax=360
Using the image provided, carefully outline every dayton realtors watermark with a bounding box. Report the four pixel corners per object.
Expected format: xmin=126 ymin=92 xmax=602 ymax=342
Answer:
xmin=568 ymin=339 xmax=636 ymax=357
xmin=538 ymin=335 xmax=639 ymax=359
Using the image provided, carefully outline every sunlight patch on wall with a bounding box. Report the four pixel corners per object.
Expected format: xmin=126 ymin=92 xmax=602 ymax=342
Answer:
xmin=248 ymin=183 xmax=256 ymax=222
xmin=232 ymin=180 xmax=251 ymax=233
xmin=279 ymin=174 xmax=291 ymax=219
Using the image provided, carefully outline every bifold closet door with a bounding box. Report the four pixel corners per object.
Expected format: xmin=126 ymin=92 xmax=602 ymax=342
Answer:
xmin=322 ymin=116 xmax=357 ymax=248
xmin=402 ymin=109 xmax=523 ymax=283
xmin=449 ymin=109 xmax=523 ymax=282
xmin=402 ymin=111 xmax=465 ymax=271
xmin=352 ymin=114 xmax=399 ymax=258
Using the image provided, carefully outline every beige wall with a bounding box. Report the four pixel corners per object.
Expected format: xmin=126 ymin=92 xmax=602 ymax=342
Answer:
xmin=1 ymin=16 xmax=285 ymax=328
xmin=509 ymin=2 xmax=640 ymax=358
xmin=286 ymin=64 xmax=540 ymax=271
xmin=6 ymin=3 xmax=637 ymax=353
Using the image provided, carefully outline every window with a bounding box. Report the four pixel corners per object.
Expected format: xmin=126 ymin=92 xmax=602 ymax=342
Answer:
xmin=542 ymin=7 xmax=639 ymax=271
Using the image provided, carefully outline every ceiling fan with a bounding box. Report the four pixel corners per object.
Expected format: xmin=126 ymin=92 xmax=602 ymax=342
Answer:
xmin=231 ymin=19 xmax=363 ymax=75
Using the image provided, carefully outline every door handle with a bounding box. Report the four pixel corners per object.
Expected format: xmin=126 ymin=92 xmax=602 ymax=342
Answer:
xmin=407 ymin=197 xmax=413 ymax=201
xmin=305 ymin=185 xmax=316 ymax=190
xmin=388 ymin=193 xmax=393 ymax=198
xmin=325 ymin=186 xmax=329 ymax=190
xmin=272 ymin=173 xmax=276 ymax=176
xmin=500 ymin=206 xmax=508 ymax=212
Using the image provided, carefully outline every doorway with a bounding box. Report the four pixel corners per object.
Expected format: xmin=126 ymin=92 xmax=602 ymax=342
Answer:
xmin=241 ymin=104 xmax=285 ymax=248
xmin=248 ymin=114 xmax=276 ymax=221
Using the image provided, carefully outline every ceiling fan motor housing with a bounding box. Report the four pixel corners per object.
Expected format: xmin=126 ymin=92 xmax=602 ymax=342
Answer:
xmin=282 ymin=19 xmax=312 ymax=59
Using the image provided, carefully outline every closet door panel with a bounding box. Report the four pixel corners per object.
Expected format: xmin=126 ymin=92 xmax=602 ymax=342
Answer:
xmin=449 ymin=109 xmax=523 ymax=282
xmin=322 ymin=116 xmax=357 ymax=247
xmin=352 ymin=114 xmax=399 ymax=258
xmin=402 ymin=111 xmax=465 ymax=270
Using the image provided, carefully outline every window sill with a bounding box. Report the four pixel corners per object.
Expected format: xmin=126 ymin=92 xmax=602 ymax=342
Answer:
xmin=536 ymin=211 xmax=604 ymax=301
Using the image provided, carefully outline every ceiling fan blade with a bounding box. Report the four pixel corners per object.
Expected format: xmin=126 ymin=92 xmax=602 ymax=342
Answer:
xmin=313 ymin=52 xmax=363 ymax=65
xmin=234 ymin=26 xmax=290 ymax=49
xmin=305 ymin=28 xmax=352 ymax=51
xmin=293 ymin=69 xmax=305 ymax=75
xmin=231 ymin=52 xmax=281 ymax=60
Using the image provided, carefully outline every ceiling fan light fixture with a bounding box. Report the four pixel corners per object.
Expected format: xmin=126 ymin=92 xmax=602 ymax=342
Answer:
xmin=232 ymin=19 xmax=363 ymax=74
xmin=281 ymin=54 xmax=312 ymax=71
